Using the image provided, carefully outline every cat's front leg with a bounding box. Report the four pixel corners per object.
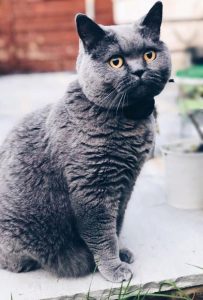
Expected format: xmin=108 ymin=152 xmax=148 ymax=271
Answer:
xmin=94 ymin=235 xmax=133 ymax=282
xmin=71 ymin=196 xmax=132 ymax=282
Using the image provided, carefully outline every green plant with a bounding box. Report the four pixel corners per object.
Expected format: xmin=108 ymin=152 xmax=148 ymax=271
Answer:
xmin=177 ymin=82 xmax=203 ymax=152
xmin=85 ymin=278 xmax=194 ymax=300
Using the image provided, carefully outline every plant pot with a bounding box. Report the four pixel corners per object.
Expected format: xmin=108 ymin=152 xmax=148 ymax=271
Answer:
xmin=162 ymin=140 xmax=203 ymax=209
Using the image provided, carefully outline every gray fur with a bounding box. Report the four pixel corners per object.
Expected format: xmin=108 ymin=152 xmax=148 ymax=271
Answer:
xmin=0 ymin=2 xmax=171 ymax=282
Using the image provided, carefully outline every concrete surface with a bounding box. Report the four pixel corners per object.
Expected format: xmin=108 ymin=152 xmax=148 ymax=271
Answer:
xmin=0 ymin=73 xmax=203 ymax=300
xmin=0 ymin=72 xmax=76 ymax=144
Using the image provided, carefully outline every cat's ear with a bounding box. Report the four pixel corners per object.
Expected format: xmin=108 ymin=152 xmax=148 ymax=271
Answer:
xmin=139 ymin=1 xmax=163 ymax=41
xmin=75 ymin=14 xmax=106 ymax=51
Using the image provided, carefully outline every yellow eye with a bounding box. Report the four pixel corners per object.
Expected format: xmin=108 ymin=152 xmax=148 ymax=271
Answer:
xmin=144 ymin=50 xmax=156 ymax=63
xmin=109 ymin=56 xmax=124 ymax=69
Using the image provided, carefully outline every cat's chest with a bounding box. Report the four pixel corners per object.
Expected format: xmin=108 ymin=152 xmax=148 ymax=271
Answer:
xmin=84 ymin=115 xmax=155 ymax=156
xmin=70 ymin=114 xmax=156 ymax=190
xmin=64 ymin=114 xmax=155 ymax=197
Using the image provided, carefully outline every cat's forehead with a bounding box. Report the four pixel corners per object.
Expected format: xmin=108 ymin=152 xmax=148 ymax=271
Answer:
xmin=103 ymin=24 xmax=135 ymax=37
xmin=101 ymin=23 xmax=148 ymax=55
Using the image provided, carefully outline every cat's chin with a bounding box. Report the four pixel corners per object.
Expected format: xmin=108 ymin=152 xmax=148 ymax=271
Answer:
xmin=126 ymin=84 xmax=153 ymax=101
xmin=125 ymin=80 xmax=166 ymax=101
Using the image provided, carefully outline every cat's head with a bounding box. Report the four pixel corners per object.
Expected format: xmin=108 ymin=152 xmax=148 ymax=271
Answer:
xmin=75 ymin=1 xmax=171 ymax=110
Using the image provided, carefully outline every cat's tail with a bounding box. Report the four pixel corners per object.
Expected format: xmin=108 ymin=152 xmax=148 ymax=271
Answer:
xmin=43 ymin=243 xmax=95 ymax=278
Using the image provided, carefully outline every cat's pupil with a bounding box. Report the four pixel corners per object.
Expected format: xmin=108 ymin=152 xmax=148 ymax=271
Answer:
xmin=113 ymin=59 xmax=119 ymax=66
xmin=147 ymin=52 xmax=152 ymax=59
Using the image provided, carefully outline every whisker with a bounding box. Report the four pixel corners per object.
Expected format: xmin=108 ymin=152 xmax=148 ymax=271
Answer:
xmin=116 ymin=93 xmax=124 ymax=118
xmin=104 ymin=93 xmax=119 ymax=121
xmin=93 ymin=88 xmax=116 ymax=116
xmin=121 ymin=92 xmax=126 ymax=115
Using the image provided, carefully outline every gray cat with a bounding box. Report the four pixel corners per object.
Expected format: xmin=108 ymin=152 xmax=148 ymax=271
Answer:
xmin=0 ymin=1 xmax=171 ymax=282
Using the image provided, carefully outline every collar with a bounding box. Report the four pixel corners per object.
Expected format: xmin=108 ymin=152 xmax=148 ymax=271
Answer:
xmin=123 ymin=98 xmax=155 ymax=120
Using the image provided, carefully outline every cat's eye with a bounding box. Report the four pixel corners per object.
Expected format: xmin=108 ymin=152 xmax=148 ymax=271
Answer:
xmin=109 ymin=56 xmax=124 ymax=69
xmin=143 ymin=50 xmax=156 ymax=63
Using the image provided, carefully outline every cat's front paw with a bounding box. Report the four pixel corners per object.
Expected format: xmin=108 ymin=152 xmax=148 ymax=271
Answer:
xmin=99 ymin=262 xmax=133 ymax=283
xmin=119 ymin=248 xmax=134 ymax=264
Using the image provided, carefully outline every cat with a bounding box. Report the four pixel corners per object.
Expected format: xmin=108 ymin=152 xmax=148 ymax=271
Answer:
xmin=0 ymin=1 xmax=171 ymax=282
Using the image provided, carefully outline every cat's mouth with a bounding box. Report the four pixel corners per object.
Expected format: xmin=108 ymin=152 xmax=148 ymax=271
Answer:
xmin=122 ymin=78 xmax=162 ymax=102
xmin=118 ymin=80 xmax=142 ymax=95
xmin=124 ymin=83 xmax=148 ymax=103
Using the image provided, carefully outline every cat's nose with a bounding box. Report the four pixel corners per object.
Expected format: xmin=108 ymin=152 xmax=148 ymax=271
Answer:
xmin=132 ymin=69 xmax=145 ymax=78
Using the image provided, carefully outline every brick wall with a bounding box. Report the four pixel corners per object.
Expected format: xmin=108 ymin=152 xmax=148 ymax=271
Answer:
xmin=0 ymin=0 xmax=114 ymax=73
xmin=0 ymin=0 xmax=14 ymax=73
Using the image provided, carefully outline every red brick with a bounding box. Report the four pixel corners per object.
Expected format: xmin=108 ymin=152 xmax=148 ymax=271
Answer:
xmin=13 ymin=0 xmax=85 ymax=17
xmin=14 ymin=16 xmax=75 ymax=33
xmin=0 ymin=0 xmax=114 ymax=73
xmin=15 ymin=32 xmax=69 ymax=45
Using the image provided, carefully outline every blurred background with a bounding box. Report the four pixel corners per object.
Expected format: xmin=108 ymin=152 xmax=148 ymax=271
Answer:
xmin=0 ymin=0 xmax=203 ymax=149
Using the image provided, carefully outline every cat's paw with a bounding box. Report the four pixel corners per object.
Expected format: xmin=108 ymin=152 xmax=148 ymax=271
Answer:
xmin=119 ymin=248 xmax=134 ymax=264
xmin=99 ymin=262 xmax=133 ymax=283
